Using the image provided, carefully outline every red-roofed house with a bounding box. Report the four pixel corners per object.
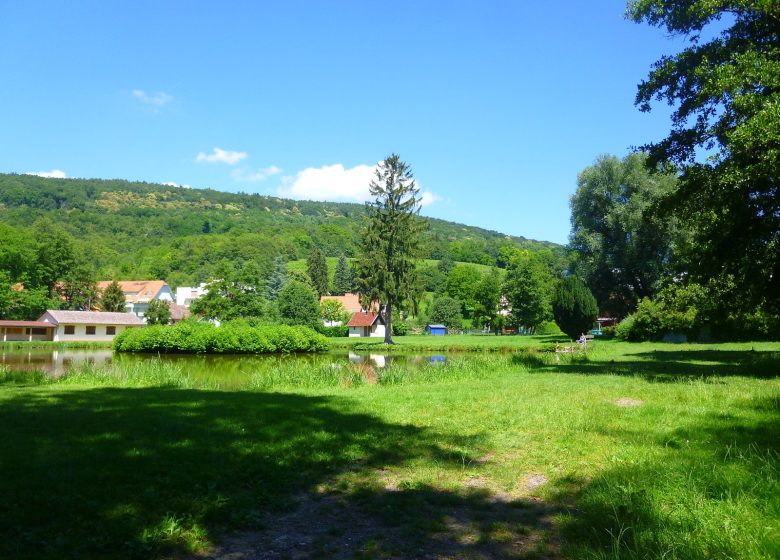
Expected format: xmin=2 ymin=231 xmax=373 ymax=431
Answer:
xmin=347 ymin=311 xmax=386 ymax=338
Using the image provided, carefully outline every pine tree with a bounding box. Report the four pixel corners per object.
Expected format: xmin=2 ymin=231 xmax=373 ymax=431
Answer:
xmin=306 ymin=247 xmax=330 ymax=297
xmin=552 ymin=276 xmax=598 ymax=340
xmin=100 ymin=280 xmax=126 ymax=312
xmin=332 ymin=255 xmax=353 ymax=295
xmin=266 ymin=255 xmax=287 ymax=300
xmin=356 ymin=154 xmax=426 ymax=344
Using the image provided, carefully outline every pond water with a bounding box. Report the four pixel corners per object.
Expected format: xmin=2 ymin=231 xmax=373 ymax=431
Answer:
xmin=0 ymin=348 xmax=449 ymax=381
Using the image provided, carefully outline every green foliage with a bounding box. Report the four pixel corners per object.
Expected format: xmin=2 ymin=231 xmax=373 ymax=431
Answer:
xmin=306 ymin=246 xmax=330 ymax=297
xmin=0 ymin=272 xmax=58 ymax=320
xmin=503 ymin=249 xmax=553 ymax=331
xmin=113 ymin=320 xmax=330 ymax=353
xmin=317 ymin=325 xmax=348 ymax=337
xmin=445 ymin=265 xmax=482 ymax=318
xmin=190 ymin=262 xmax=269 ymax=321
xmin=472 ymin=269 xmax=501 ymax=330
xmin=429 ymin=296 xmax=464 ymax=329
xmin=145 ymin=299 xmax=171 ymax=326
xmin=356 ymin=154 xmax=426 ymax=343
xmin=277 ymin=280 xmax=320 ymax=329
xmin=535 ymin=320 xmax=563 ymax=336
xmin=320 ymin=299 xmax=350 ymax=325
xmin=331 ymin=255 xmax=354 ymax=295
xmin=265 ymin=255 xmax=287 ymax=300
xmin=551 ymin=276 xmax=598 ymax=339
xmin=391 ymin=320 xmax=409 ymax=336
xmin=100 ymin=280 xmax=126 ymax=312
xmin=570 ymin=152 xmax=679 ymax=318
xmin=629 ymin=0 xmax=780 ymax=314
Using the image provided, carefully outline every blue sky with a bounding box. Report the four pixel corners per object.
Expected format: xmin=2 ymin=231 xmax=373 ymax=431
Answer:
xmin=0 ymin=1 xmax=685 ymax=245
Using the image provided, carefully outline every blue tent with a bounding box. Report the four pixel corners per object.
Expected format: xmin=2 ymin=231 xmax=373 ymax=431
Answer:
xmin=425 ymin=324 xmax=448 ymax=336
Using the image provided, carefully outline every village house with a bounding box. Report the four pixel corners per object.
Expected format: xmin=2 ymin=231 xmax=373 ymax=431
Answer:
xmin=347 ymin=311 xmax=386 ymax=338
xmin=97 ymin=280 xmax=173 ymax=321
xmin=320 ymin=293 xmax=380 ymax=327
xmin=175 ymin=283 xmax=209 ymax=308
xmin=1 ymin=311 xmax=143 ymax=342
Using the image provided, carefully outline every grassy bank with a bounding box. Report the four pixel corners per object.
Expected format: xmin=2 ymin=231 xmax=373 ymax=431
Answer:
xmin=330 ymin=333 xmax=569 ymax=351
xmin=0 ymin=340 xmax=778 ymax=559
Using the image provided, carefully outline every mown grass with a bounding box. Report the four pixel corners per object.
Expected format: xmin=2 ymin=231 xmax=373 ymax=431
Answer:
xmin=331 ymin=332 xmax=569 ymax=351
xmin=0 ymin=340 xmax=778 ymax=559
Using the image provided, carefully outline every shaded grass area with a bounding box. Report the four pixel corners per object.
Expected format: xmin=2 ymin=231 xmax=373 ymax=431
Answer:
xmin=0 ymin=340 xmax=113 ymax=350
xmin=0 ymin=340 xmax=778 ymax=559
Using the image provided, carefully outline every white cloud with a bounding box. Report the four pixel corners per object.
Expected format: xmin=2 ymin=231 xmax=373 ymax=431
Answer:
xmin=132 ymin=89 xmax=173 ymax=107
xmin=196 ymin=147 xmax=248 ymax=165
xmin=419 ymin=190 xmax=441 ymax=207
xmin=25 ymin=169 xmax=66 ymax=178
xmin=231 ymin=165 xmax=282 ymax=183
xmin=278 ymin=163 xmax=441 ymax=207
xmin=278 ymin=163 xmax=377 ymax=202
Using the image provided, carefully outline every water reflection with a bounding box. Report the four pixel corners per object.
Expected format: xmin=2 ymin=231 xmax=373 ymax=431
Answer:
xmin=1 ymin=348 xmax=448 ymax=378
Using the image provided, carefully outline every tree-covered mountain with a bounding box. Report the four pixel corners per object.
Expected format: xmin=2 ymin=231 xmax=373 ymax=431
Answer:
xmin=0 ymin=173 xmax=566 ymax=287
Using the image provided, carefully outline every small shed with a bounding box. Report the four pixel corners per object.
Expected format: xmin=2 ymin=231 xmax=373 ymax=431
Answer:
xmin=347 ymin=312 xmax=386 ymax=338
xmin=425 ymin=324 xmax=448 ymax=336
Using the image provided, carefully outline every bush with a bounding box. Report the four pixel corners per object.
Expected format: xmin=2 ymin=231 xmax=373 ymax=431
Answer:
xmin=535 ymin=320 xmax=563 ymax=336
xmin=392 ymin=320 xmax=409 ymax=336
xmin=614 ymin=315 xmax=635 ymax=341
xmin=317 ymin=325 xmax=348 ymax=338
xmin=114 ymin=320 xmax=330 ymax=354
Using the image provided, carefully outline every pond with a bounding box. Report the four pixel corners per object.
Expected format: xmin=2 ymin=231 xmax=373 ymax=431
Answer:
xmin=0 ymin=348 xmax=450 ymax=387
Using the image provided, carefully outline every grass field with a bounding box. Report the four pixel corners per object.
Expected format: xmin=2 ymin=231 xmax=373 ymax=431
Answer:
xmin=0 ymin=339 xmax=778 ymax=559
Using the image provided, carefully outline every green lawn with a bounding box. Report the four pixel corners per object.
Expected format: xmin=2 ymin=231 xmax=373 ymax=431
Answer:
xmin=0 ymin=340 xmax=778 ymax=559
xmin=331 ymin=333 xmax=569 ymax=351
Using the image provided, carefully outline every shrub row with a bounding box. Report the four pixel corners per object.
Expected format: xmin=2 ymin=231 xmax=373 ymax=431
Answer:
xmin=114 ymin=320 xmax=330 ymax=354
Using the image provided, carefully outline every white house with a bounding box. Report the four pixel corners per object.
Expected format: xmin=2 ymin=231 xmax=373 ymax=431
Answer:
xmin=39 ymin=310 xmax=144 ymax=341
xmin=176 ymin=283 xmax=209 ymax=307
xmin=97 ymin=280 xmax=173 ymax=321
xmin=347 ymin=312 xmax=386 ymax=338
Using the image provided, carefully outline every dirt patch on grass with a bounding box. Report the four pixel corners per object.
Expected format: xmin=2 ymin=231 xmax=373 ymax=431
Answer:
xmin=189 ymin=481 xmax=562 ymax=559
xmin=614 ymin=398 xmax=644 ymax=407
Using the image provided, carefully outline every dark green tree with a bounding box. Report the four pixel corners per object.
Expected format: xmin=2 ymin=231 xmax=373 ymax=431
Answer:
xmin=306 ymin=247 xmax=330 ymax=297
xmin=332 ymin=255 xmax=353 ymax=295
xmin=355 ymin=154 xmax=426 ymax=344
xmin=629 ymin=0 xmax=780 ymax=313
xmin=145 ymin=298 xmax=171 ymax=325
xmin=473 ymin=269 xmax=501 ymax=331
xmin=570 ymin=153 xmax=679 ymax=318
xmin=100 ymin=280 xmax=126 ymax=312
xmin=277 ymin=279 xmax=320 ymax=328
xmin=191 ymin=262 xmax=268 ymax=321
xmin=503 ymin=249 xmax=553 ymax=332
xmin=429 ymin=296 xmax=464 ymax=330
xmin=265 ymin=255 xmax=287 ymax=300
xmin=552 ymin=276 xmax=598 ymax=340
xmin=58 ymin=262 xmax=99 ymax=311
xmin=445 ymin=264 xmax=482 ymax=319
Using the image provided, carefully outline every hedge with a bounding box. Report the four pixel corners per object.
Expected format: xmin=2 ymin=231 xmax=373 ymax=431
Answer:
xmin=113 ymin=321 xmax=330 ymax=354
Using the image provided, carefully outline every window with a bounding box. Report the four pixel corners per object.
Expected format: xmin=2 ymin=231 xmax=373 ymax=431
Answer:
xmin=106 ymin=326 xmax=116 ymax=335
xmin=86 ymin=326 xmax=96 ymax=335
xmin=31 ymin=328 xmax=48 ymax=335
xmin=64 ymin=325 xmax=75 ymax=335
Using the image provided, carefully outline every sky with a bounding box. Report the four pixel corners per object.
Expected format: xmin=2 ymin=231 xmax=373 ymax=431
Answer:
xmin=0 ymin=1 xmax=687 ymax=245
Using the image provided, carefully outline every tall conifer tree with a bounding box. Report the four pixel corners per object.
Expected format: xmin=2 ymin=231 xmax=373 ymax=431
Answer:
xmin=332 ymin=255 xmax=353 ymax=295
xmin=356 ymin=154 xmax=425 ymax=344
xmin=306 ymin=247 xmax=329 ymax=297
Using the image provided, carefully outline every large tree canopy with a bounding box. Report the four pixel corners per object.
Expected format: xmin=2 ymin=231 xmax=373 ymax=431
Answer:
xmin=629 ymin=0 xmax=780 ymax=312
xmin=570 ymin=152 xmax=679 ymax=318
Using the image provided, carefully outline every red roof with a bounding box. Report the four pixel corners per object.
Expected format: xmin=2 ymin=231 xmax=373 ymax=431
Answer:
xmin=0 ymin=320 xmax=54 ymax=328
xmin=347 ymin=312 xmax=380 ymax=327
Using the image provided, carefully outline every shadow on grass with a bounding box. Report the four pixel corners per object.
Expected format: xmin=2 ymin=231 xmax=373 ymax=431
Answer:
xmin=513 ymin=348 xmax=780 ymax=380
xmin=551 ymin=395 xmax=780 ymax=559
xmin=0 ymin=388 xmax=492 ymax=559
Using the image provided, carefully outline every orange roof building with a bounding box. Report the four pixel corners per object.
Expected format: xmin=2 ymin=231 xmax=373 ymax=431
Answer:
xmin=96 ymin=280 xmax=173 ymax=322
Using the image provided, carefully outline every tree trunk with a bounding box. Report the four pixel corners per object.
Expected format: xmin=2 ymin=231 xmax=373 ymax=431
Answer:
xmin=383 ymin=301 xmax=394 ymax=344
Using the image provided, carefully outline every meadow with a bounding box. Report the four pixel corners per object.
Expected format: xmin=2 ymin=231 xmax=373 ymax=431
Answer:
xmin=0 ymin=337 xmax=777 ymax=559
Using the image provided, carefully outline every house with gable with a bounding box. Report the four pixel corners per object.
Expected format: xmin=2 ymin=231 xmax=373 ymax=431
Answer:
xmin=97 ymin=280 xmax=173 ymax=321
xmin=347 ymin=311 xmax=386 ymax=338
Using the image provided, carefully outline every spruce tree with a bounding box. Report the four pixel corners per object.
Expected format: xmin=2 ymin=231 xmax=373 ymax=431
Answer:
xmin=100 ymin=280 xmax=126 ymax=312
xmin=266 ymin=255 xmax=287 ymax=300
xmin=332 ymin=255 xmax=353 ymax=295
xmin=306 ymin=247 xmax=329 ymax=297
xmin=356 ymin=154 xmax=425 ymax=344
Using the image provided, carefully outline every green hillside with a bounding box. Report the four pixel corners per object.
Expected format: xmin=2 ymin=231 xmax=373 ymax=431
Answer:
xmin=0 ymin=173 xmax=566 ymax=287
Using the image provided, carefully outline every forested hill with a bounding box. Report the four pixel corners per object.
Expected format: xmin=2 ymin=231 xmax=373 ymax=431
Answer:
xmin=0 ymin=173 xmax=565 ymax=286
